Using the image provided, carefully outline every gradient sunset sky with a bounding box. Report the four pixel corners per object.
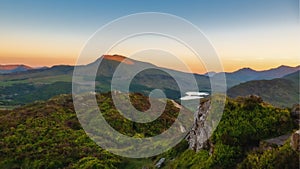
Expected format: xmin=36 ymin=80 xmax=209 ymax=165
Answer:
xmin=0 ymin=0 xmax=299 ymax=73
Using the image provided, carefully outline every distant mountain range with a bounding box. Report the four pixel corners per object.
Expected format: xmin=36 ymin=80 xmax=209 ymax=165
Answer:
xmin=209 ymin=65 xmax=300 ymax=88
xmin=2 ymin=60 xmax=298 ymax=89
xmin=0 ymin=64 xmax=49 ymax=74
xmin=0 ymin=55 xmax=299 ymax=108
xmin=0 ymin=55 xmax=210 ymax=106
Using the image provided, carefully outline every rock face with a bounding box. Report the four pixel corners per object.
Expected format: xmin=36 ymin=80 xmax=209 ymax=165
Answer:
xmin=290 ymin=130 xmax=300 ymax=152
xmin=186 ymin=99 xmax=212 ymax=152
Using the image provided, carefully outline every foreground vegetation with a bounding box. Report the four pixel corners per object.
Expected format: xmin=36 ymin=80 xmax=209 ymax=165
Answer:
xmin=164 ymin=96 xmax=298 ymax=169
xmin=0 ymin=93 xmax=298 ymax=168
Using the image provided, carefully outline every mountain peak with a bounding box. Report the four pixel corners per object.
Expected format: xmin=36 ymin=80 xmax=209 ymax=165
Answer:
xmin=102 ymin=54 xmax=134 ymax=65
xmin=235 ymin=67 xmax=256 ymax=73
xmin=204 ymin=71 xmax=217 ymax=77
xmin=277 ymin=65 xmax=300 ymax=70
xmin=278 ymin=65 xmax=291 ymax=68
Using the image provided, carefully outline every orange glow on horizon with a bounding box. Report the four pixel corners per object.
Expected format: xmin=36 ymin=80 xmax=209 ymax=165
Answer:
xmin=0 ymin=56 xmax=77 ymax=67
xmin=0 ymin=54 xmax=299 ymax=74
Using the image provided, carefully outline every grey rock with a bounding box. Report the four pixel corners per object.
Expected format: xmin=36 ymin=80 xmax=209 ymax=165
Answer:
xmin=186 ymin=99 xmax=213 ymax=152
xmin=155 ymin=158 xmax=165 ymax=168
xmin=290 ymin=130 xmax=300 ymax=152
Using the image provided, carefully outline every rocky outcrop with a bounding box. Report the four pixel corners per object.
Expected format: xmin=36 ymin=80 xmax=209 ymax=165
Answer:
xmin=290 ymin=130 xmax=300 ymax=152
xmin=186 ymin=99 xmax=213 ymax=152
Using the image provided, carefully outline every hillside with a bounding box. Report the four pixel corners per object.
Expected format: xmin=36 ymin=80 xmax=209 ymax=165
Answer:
xmin=282 ymin=70 xmax=300 ymax=83
xmin=1 ymin=55 xmax=298 ymax=108
xmin=227 ymin=71 xmax=299 ymax=108
xmin=0 ymin=93 xmax=298 ymax=168
xmin=0 ymin=55 xmax=210 ymax=107
xmin=0 ymin=92 xmax=183 ymax=168
xmin=167 ymin=95 xmax=298 ymax=169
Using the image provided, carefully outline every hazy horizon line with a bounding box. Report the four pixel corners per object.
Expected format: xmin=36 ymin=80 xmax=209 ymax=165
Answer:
xmin=1 ymin=55 xmax=299 ymax=75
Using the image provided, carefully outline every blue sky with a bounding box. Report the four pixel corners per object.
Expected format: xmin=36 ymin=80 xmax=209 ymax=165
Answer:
xmin=0 ymin=0 xmax=299 ymax=72
xmin=1 ymin=0 xmax=297 ymax=32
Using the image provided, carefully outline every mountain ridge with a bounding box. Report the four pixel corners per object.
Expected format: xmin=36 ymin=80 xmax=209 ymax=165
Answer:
xmin=0 ymin=55 xmax=210 ymax=106
xmin=0 ymin=54 xmax=298 ymax=107
xmin=2 ymin=55 xmax=299 ymax=75
xmin=210 ymin=64 xmax=300 ymax=88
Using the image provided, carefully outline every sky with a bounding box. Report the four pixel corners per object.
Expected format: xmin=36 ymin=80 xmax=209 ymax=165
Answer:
xmin=0 ymin=0 xmax=299 ymax=73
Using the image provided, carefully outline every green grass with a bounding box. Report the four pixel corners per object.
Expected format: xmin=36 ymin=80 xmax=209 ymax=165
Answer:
xmin=121 ymin=158 xmax=154 ymax=169
xmin=228 ymin=78 xmax=299 ymax=108
xmin=0 ymin=75 xmax=72 ymax=87
xmin=0 ymin=93 xmax=297 ymax=168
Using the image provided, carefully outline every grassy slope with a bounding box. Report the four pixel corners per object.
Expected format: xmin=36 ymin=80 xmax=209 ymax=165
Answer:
xmin=0 ymin=93 xmax=183 ymax=168
xmin=0 ymin=93 xmax=297 ymax=169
